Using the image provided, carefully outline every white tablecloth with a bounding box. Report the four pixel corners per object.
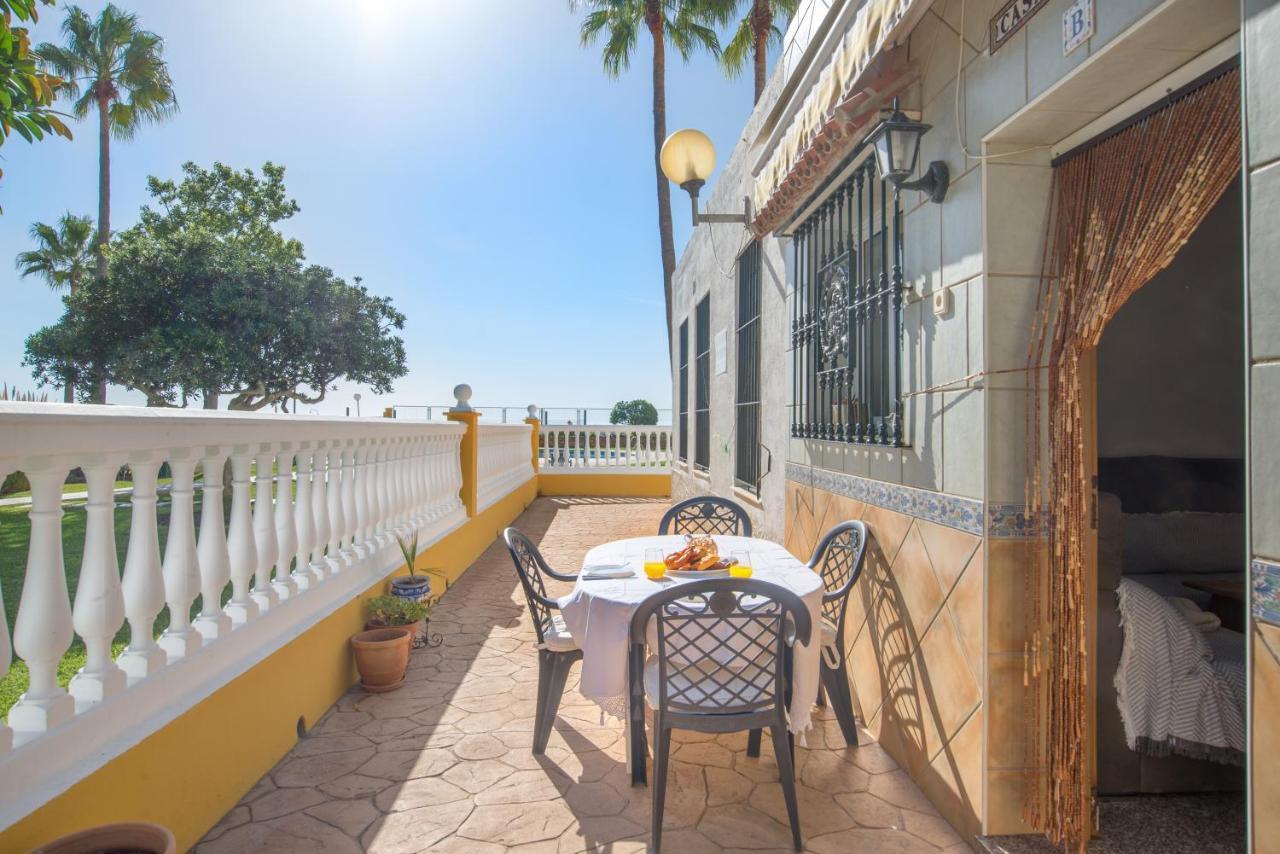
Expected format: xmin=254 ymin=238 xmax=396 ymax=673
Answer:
xmin=559 ymin=535 xmax=824 ymax=735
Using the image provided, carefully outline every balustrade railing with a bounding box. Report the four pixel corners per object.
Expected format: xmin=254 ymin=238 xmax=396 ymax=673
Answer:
xmin=0 ymin=403 xmax=468 ymax=827
xmin=540 ymin=425 xmax=673 ymax=472
xmin=476 ymin=424 xmax=535 ymax=512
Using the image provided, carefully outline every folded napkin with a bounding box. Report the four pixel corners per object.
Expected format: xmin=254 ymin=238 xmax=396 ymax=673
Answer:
xmin=581 ymin=564 xmax=633 ymax=579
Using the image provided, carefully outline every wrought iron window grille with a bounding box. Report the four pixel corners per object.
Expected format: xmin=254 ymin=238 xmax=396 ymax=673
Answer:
xmin=790 ymin=156 xmax=906 ymax=446
xmin=694 ymin=295 xmax=711 ymax=471
xmin=735 ymin=241 xmax=763 ymax=494
xmin=678 ymin=319 xmax=690 ymax=463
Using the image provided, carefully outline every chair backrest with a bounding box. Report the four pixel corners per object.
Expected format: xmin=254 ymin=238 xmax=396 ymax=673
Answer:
xmin=503 ymin=527 xmax=558 ymax=645
xmin=809 ymin=520 xmax=869 ymax=628
xmin=658 ymin=495 xmax=753 ymax=537
xmin=629 ymin=578 xmax=811 ymax=716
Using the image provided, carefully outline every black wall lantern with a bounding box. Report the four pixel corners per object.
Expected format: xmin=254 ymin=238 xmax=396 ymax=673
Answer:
xmin=863 ymin=98 xmax=949 ymax=204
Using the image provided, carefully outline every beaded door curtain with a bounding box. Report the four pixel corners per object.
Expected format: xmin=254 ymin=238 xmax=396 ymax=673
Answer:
xmin=1023 ymin=65 xmax=1241 ymax=850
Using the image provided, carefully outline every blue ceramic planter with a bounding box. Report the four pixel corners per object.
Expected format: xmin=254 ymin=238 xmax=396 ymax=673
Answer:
xmin=390 ymin=576 xmax=431 ymax=601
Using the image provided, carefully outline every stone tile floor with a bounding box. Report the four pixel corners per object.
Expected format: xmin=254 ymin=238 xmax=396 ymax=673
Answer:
xmin=196 ymin=497 xmax=968 ymax=853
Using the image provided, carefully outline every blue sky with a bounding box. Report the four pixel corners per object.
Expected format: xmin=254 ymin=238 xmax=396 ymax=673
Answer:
xmin=1 ymin=0 xmax=768 ymax=417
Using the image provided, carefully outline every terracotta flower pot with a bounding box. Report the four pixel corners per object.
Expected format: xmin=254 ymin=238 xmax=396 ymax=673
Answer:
xmin=365 ymin=619 xmax=425 ymax=644
xmin=34 ymin=821 xmax=176 ymax=854
xmin=352 ymin=627 xmax=412 ymax=693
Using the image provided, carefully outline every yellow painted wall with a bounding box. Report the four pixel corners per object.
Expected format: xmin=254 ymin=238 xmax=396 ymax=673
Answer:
xmin=0 ymin=478 xmax=537 ymax=853
xmin=537 ymin=472 xmax=671 ymax=497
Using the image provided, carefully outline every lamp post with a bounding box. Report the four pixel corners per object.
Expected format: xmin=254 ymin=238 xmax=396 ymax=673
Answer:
xmin=862 ymin=98 xmax=949 ymax=204
xmin=353 ymin=393 xmax=362 ymax=417
xmin=660 ymin=129 xmax=751 ymax=227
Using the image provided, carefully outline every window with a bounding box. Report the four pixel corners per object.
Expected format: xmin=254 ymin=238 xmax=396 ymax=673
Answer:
xmin=694 ymin=295 xmax=711 ymax=471
xmin=735 ymin=242 xmax=762 ymax=493
xmin=791 ymin=156 xmax=905 ymax=445
xmin=678 ymin=319 xmax=689 ymax=463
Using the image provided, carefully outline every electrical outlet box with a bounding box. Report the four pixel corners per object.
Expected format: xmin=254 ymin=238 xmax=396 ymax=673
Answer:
xmin=933 ymin=288 xmax=953 ymax=317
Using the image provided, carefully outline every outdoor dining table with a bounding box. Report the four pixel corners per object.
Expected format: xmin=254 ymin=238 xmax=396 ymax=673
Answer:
xmin=558 ymin=534 xmax=825 ymax=774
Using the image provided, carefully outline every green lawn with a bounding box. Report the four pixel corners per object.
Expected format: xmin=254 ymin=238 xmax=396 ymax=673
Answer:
xmin=0 ymin=468 xmax=301 ymax=718
xmin=0 ymin=495 xmax=234 ymax=717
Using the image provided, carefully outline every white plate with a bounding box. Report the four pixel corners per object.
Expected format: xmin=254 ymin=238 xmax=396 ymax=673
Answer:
xmin=664 ymin=567 xmax=731 ymax=579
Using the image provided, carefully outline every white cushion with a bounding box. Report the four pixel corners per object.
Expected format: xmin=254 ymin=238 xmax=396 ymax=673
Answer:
xmin=540 ymin=613 xmax=578 ymax=652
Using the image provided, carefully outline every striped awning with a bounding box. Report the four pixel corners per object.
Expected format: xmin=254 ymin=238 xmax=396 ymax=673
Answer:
xmin=750 ymin=0 xmax=918 ymax=235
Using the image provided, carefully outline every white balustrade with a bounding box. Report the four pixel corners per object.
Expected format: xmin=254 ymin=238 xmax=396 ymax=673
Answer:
xmin=118 ymin=457 xmax=166 ymax=682
xmin=251 ymin=446 xmax=279 ymax=612
xmin=327 ymin=444 xmax=349 ymax=571
xmin=540 ymin=424 xmax=673 ymax=472
xmin=0 ymin=402 xmax=466 ymax=828
xmin=0 ymin=552 xmax=9 ymax=752
xmin=68 ymin=458 xmax=127 ymax=709
xmin=194 ymin=450 xmax=233 ymax=641
xmin=225 ymin=449 xmax=259 ymax=625
xmin=272 ymin=448 xmax=299 ymax=601
xmin=158 ymin=454 xmax=202 ymax=660
xmin=292 ymin=446 xmax=319 ymax=590
xmin=476 ymin=424 xmax=535 ymax=512
xmin=9 ymin=465 xmax=75 ymax=737
xmin=341 ymin=443 xmax=361 ymax=565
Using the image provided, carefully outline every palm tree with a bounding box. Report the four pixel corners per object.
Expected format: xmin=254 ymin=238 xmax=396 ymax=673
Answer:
xmin=15 ymin=213 xmax=96 ymax=402
xmin=574 ymin=0 xmax=720 ymax=344
xmin=38 ymin=4 xmax=177 ymax=283
xmin=718 ymin=0 xmax=798 ymax=103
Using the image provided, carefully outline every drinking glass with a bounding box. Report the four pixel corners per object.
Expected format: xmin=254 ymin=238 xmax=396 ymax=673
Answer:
xmin=729 ymin=549 xmax=753 ymax=578
xmin=644 ymin=547 xmax=667 ymax=580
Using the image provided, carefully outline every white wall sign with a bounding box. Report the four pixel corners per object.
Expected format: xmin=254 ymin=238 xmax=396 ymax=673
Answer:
xmin=714 ymin=329 xmax=728 ymax=375
xmin=1062 ymin=0 xmax=1094 ymax=55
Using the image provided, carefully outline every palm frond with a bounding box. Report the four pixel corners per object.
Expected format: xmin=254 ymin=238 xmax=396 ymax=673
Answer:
xmin=719 ymin=15 xmax=753 ymax=76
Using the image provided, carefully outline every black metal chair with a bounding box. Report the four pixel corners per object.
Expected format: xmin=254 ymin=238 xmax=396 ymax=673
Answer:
xmin=658 ymin=495 xmax=753 ymax=537
xmin=503 ymin=527 xmax=581 ymax=754
xmin=747 ymin=519 xmax=868 ymax=755
xmin=628 ymin=578 xmax=811 ymax=852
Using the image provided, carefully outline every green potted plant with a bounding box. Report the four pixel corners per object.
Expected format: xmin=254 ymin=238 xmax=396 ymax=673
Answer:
xmin=366 ymin=594 xmax=429 ymax=637
xmin=390 ymin=531 xmax=448 ymax=601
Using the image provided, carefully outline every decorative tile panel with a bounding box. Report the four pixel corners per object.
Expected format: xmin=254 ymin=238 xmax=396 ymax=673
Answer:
xmin=1253 ymin=558 xmax=1280 ymax=624
xmin=986 ymin=503 xmax=1047 ymax=539
xmin=785 ymin=462 xmax=983 ymax=535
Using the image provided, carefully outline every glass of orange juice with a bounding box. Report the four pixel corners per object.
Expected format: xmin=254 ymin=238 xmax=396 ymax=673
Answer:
xmin=643 ymin=548 xmax=667 ymax=580
xmin=729 ymin=550 xmax=753 ymax=578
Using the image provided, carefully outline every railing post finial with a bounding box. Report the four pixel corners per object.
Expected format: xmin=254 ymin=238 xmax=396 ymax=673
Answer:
xmin=451 ymin=384 xmax=473 ymax=413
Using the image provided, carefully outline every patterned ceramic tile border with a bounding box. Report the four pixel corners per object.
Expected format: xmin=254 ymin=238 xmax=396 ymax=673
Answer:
xmin=986 ymin=503 xmax=1048 ymax=539
xmin=785 ymin=462 xmax=984 ymax=535
xmin=1252 ymin=559 xmax=1280 ymax=624
xmin=785 ymin=464 xmax=1052 ymax=538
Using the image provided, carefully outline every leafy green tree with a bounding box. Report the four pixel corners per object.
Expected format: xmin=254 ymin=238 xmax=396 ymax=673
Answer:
xmin=715 ymin=0 xmax=797 ymax=103
xmin=610 ymin=399 xmax=659 ymax=425
xmin=38 ymin=3 xmax=178 ymax=282
xmin=0 ymin=0 xmax=72 ymax=188
xmin=574 ymin=0 xmax=721 ymax=346
xmin=139 ymin=161 xmax=302 ymax=262
xmin=24 ymin=161 xmax=409 ymax=410
xmin=14 ymin=212 xmax=96 ymax=400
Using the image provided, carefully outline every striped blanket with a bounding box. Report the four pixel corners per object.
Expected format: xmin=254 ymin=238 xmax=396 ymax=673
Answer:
xmin=1115 ymin=578 xmax=1246 ymax=765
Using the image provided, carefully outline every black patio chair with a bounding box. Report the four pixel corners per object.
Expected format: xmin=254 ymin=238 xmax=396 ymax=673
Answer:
xmin=628 ymin=578 xmax=811 ymax=852
xmin=503 ymin=527 xmax=581 ymax=754
xmin=658 ymin=495 xmax=753 ymax=537
xmin=747 ymin=519 xmax=868 ymax=756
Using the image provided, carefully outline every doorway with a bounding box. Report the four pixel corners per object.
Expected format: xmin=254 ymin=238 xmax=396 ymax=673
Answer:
xmin=1090 ymin=178 xmax=1247 ymax=848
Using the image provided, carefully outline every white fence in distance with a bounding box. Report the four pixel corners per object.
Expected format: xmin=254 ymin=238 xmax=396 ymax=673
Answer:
xmin=539 ymin=425 xmax=673 ymax=472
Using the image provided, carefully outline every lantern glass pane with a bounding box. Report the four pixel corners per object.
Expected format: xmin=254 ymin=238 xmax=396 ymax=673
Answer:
xmin=890 ymin=127 xmax=921 ymax=176
xmin=873 ymin=131 xmax=894 ymax=179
